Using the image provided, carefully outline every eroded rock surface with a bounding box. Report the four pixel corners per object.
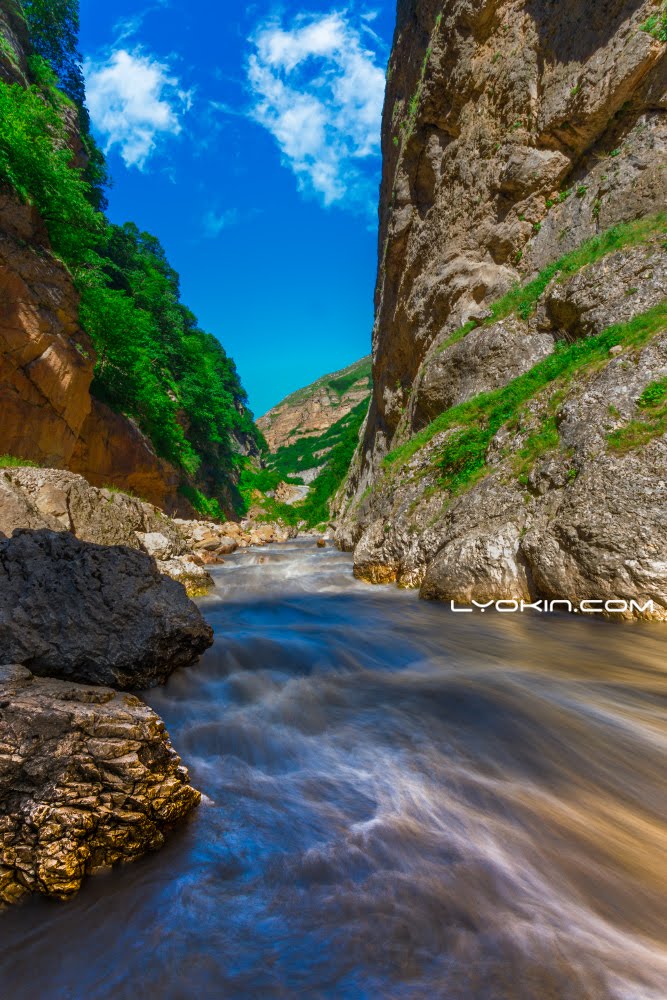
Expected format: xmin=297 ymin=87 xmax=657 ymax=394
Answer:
xmin=0 ymin=664 xmax=200 ymax=906
xmin=343 ymin=0 xmax=667 ymax=492
xmin=335 ymin=0 xmax=667 ymax=617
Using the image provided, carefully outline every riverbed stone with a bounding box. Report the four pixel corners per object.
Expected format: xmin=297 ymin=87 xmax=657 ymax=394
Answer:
xmin=0 ymin=664 xmax=201 ymax=905
xmin=0 ymin=529 xmax=213 ymax=689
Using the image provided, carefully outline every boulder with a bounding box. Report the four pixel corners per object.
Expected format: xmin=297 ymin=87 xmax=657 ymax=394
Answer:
xmin=3 ymin=467 xmax=188 ymax=555
xmin=0 ymin=664 xmax=200 ymax=905
xmin=0 ymin=530 xmax=213 ymax=689
xmin=157 ymin=555 xmax=215 ymax=597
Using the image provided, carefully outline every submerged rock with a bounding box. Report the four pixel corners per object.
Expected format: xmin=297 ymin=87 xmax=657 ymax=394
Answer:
xmin=0 ymin=664 xmax=200 ymax=906
xmin=0 ymin=530 xmax=213 ymax=689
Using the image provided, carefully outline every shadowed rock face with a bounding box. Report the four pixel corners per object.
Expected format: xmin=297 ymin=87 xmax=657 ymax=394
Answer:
xmin=0 ymin=664 xmax=201 ymax=906
xmin=345 ymin=0 xmax=666 ymax=492
xmin=334 ymin=0 xmax=667 ymax=616
xmin=0 ymin=530 xmax=213 ymax=690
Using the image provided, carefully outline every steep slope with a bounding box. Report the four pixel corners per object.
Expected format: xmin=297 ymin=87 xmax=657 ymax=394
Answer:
xmin=245 ymin=358 xmax=372 ymax=529
xmin=258 ymin=356 xmax=372 ymax=452
xmin=0 ymin=0 xmax=261 ymax=518
xmin=336 ymin=0 xmax=667 ymax=618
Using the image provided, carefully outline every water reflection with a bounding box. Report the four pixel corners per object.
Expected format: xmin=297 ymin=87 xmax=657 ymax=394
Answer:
xmin=1 ymin=541 xmax=666 ymax=999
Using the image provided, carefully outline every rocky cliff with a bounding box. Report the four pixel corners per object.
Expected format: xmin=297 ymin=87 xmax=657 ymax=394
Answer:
xmin=258 ymin=357 xmax=372 ymax=453
xmin=0 ymin=1 xmax=260 ymax=519
xmin=336 ymin=0 xmax=667 ymax=618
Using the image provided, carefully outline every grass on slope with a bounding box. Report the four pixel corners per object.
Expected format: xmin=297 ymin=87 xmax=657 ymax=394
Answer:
xmin=0 ymin=454 xmax=39 ymax=468
xmin=608 ymin=376 xmax=667 ymax=453
xmin=271 ymin=357 xmax=372 ymax=410
xmin=439 ymin=214 xmax=667 ymax=352
xmin=384 ymin=300 xmax=667 ymax=498
xmin=244 ymin=400 xmax=370 ymax=529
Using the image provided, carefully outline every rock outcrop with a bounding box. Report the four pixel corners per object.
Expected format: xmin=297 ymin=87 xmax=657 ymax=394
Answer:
xmin=0 ymin=529 xmax=213 ymax=689
xmin=336 ymin=0 xmax=667 ymax=619
xmin=0 ymin=466 xmax=214 ymax=596
xmin=258 ymin=357 xmax=372 ymax=453
xmin=0 ymin=664 xmax=200 ymax=906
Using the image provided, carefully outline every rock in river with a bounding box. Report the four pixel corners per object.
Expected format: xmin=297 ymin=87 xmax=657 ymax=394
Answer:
xmin=0 ymin=664 xmax=201 ymax=906
xmin=0 ymin=530 xmax=213 ymax=690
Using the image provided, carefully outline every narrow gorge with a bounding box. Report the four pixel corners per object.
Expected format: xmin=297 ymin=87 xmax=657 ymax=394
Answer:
xmin=0 ymin=1 xmax=666 ymax=997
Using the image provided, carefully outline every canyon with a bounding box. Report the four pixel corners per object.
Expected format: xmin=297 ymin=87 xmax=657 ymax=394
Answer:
xmin=0 ymin=0 xmax=666 ymax=971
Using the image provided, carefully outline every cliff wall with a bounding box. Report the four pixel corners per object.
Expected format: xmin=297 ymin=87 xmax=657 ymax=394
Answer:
xmin=336 ymin=0 xmax=667 ymax=618
xmin=0 ymin=2 xmax=259 ymax=518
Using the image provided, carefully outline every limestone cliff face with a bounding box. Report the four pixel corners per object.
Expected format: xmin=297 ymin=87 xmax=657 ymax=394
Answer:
xmin=336 ymin=0 xmax=667 ymax=617
xmin=258 ymin=357 xmax=372 ymax=453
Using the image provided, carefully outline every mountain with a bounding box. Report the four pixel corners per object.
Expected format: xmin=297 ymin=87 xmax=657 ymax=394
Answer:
xmin=0 ymin=0 xmax=261 ymax=519
xmin=334 ymin=0 xmax=667 ymax=619
xmin=244 ymin=358 xmax=372 ymax=529
xmin=258 ymin=356 xmax=372 ymax=453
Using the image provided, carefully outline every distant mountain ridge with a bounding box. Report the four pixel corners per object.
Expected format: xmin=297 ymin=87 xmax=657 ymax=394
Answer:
xmin=258 ymin=356 xmax=372 ymax=453
xmin=242 ymin=357 xmax=372 ymax=529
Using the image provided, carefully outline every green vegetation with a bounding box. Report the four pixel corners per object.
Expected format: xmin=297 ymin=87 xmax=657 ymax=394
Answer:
xmin=0 ymin=454 xmax=39 ymax=468
xmin=273 ymin=358 xmax=371 ymax=409
xmin=438 ymin=320 xmax=477 ymax=353
xmin=384 ymin=301 xmax=667 ymax=499
xmin=608 ymin=375 xmax=667 ymax=452
xmin=641 ymin=4 xmax=667 ymax=42
xmin=489 ymin=215 xmax=666 ymax=323
xmin=0 ymin=76 xmax=101 ymax=265
xmin=243 ymin=400 xmax=369 ymax=528
xmin=328 ymin=360 xmax=372 ymax=397
xmin=179 ymin=486 xmax=227 ymax=522
xmin=0 ymin=35 xmax=18 ymax=65
xmin=512 ymin=415 xmax=561 ymax=486
xmin=397 ymin=12 xmax=443 ymax=144
xmin=0 ymin=2 xmax=261 ymax=517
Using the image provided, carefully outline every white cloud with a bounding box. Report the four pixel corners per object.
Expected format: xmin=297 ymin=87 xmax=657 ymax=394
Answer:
xmin=246 ymin=11 xmax=386 ymax=211
xmin=84 ymin=49 xmax=191 ymax=169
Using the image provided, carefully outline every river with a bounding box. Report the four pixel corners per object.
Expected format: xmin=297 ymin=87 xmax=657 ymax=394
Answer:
xmin=1 ymin=540 xmax=666 ymax=999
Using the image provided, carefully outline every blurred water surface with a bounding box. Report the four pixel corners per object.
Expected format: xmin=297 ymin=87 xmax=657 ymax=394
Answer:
xmin=1 ymin=540 xmax=666 ymax=999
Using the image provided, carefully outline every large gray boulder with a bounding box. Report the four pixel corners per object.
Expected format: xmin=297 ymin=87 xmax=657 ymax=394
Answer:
xmin=0 ymin=664 xmax=201 ymax=905
xmin=0 ymin=530 xmax=213 ymax=689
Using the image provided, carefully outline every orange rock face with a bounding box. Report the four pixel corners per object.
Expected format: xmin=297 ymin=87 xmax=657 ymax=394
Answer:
xmin=70 ymin=399 xmax=191 ymax=515
xmin=0 ymin=193 xmax=95 ymax=466
xmin=0 ymin=191 xmax=189 ymax=515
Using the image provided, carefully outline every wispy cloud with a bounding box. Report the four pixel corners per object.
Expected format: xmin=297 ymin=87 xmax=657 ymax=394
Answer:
xmin=245 ymin=10 xmax=385 ymax=212
xmin=112 ymin=0 xmax=171 ymax=45
xmin=84 ymin=48 xmax=191 ymax=169
xmin=203 ymin=208 xmax=240 ymax=237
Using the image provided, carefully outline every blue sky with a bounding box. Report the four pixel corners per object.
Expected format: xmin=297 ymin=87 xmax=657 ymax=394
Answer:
xmin=78 ymin=2 xmax=396 ymax=417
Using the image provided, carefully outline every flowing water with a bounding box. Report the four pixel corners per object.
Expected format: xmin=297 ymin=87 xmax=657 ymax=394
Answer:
xmin=1 ymin=541 xmax=666 ymax=999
